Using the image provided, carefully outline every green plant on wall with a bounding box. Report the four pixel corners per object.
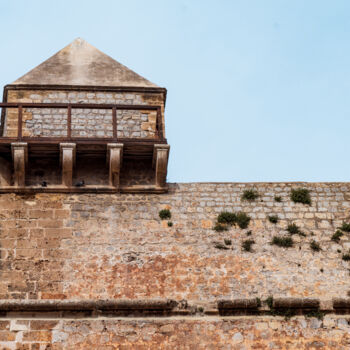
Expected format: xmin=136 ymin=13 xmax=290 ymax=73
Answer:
xmin=241 ymin=189 xmax=259 ymax=201
xmin=339 ymin=222 xmax=350 ymax=232
xmin=290 ymin=188 xmax=311 ymax=205
xmin=242 ymin=239 xmax=255 ymax=252
xmin=274 ymin=196 xmax=282 ymax=202
xmin=214 ymin=211 xmax=251 ymax=231
xmin=236 ymin=212 xmax=251 ymax=229
xmin=286 ymin=223 xmax=306 ymax=237
xmin=159 ymin=209 xmax=171 ymax=220
xmin=332 ymin=230 xmax=343 ymax=243
xmin=310 ymin=240 xmax=321 ymax=252
xmin=271 ymin=236 xmax=294 ymax=248
xmin=268 ymin=215 xmax=279 ymax=224
xmin=217 ymin=212 xmax=237 ymax=225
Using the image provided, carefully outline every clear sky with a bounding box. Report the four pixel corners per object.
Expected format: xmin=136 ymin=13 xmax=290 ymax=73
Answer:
xmin=1 ymin=0 xmax=349 ymax=182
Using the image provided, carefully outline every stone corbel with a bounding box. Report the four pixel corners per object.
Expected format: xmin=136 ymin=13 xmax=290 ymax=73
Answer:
xmin=11 ymin=142 xmax=28 ymax=187
xmin=60 ymin=143 xmax=76 ymax=187
xmin=153 ymin=144 xmax=170 ymax=188
xmin=107 ymin=143 xmax=123 ymax=188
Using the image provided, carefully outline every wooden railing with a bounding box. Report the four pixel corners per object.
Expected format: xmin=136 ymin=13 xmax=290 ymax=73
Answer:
xmin=0 ymin=103 xmax=164 ymax=143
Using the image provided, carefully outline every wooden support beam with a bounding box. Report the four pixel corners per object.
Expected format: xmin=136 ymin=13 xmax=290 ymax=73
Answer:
xmin=60 ymin=143 xmax=76 ymax=187
xmin=153 ymin=144 xmax=170 ymax=188
xmin=107 ymin=143 xmax=123 ymax=188
xmin=11 ymin=142 xmax=28 ymax=187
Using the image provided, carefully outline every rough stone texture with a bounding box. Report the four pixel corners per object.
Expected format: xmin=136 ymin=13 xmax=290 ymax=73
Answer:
xmin=1 ymin=181 xmax=350 ymax=348
xmin=0 ymin=182 xmax=350 ymax=301
xmin=4 ymin=90 xmax=163 ymax=139
xmin=0 ymin=316 xmax=349 ymax=349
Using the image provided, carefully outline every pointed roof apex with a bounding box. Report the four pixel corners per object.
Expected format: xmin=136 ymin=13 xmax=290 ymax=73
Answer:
xmin=12 ymin=38 xmax=159 ymax=88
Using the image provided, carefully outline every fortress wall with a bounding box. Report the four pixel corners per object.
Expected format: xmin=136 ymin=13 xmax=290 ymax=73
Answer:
xmin=0 ymin=316 xmax=349 ymax=349
xmin=0 ymin=182 xmax=349 ymax=302
xmin=4 ymin=90 xmax=163 ymax=138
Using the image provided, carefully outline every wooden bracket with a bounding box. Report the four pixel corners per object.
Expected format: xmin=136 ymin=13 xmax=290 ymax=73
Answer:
xmin=11 ymin=142 xmax=28 ymax=187
xmin=60 ymin=143 xmax=76 ymax=187
xmin=153 ymin=144 xmax=170 ymax=188
xmin=107 ymin=143 xmax=123 ymax=188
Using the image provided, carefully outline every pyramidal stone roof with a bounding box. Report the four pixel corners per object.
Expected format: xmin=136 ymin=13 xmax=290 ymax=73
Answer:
xmin=12 ymin=38 xmax=159 ymax=88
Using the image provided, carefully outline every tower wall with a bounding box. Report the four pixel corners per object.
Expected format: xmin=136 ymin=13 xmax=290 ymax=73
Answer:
xmin=0 ymin=182 xmax=350 ymax=348
xmin=3 ymin=89 xmax=165 ymax=139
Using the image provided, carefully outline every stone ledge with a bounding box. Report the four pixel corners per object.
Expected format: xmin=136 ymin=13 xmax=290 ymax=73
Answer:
xmin=0 ymin=299 xmax=178 ymax=312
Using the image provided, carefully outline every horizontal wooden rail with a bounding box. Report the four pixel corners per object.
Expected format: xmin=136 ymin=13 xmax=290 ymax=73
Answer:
xmin=0 ymin=103 xmax=164 ymax=142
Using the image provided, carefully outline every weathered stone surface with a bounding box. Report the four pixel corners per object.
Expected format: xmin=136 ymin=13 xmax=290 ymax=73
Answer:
xmin=0 ymin=317 xmax=348 ymax=349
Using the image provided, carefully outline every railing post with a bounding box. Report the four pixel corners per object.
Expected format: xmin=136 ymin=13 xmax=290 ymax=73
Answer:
xmin=18 ymin=105 xmax=23 ymax=141
xmin=156 ymin=106 xmax=163 ymax=140
xmin=67 ymin=105 xmax=72 ymax=140
xmin=112 ymin=106 xmax=117 ymax=140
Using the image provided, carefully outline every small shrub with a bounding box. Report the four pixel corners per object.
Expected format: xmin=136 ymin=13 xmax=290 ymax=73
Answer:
xmin=265 ymin=296 xmax=273 ymax=309
xmin=305 ymin=309 xmax=325 ymax=320
xmin=242 ymin=239 xmax=255 ymax=252
xmin=241 ymin=189 xmax=259 ymax=201
xmin=290 ymin=188 xmax=311 ymax=205
xmin=274 ymin=196 xmax=282 ymax=202
xmin=217 ymin=211 xmax=236 ymax=225
xmin=167 ymin=221 xmax=173 ymax=227
xmin=236 ymin=212 xmax=251 ymax=229
xmin=268 ymin=215 xmax=279 ymax=224
xmin=159 ymin=209 xmax=171 ymax=220
xmin=256 ymin=297 xmax=262 ymax=308
xmin=213 ymin=223 xmax=228 ymax=232
xmin=271 ymin=236 xmax=294 ymax=248
xmin=310 ymin=240 xmax=321 ymax=252
xmin=339 ymin=222 xmax=350 ymax=232
xmin=332 ymin=230 xmax=343 ymax=243
xmin=342 ymin=252 xmax=350 ymax=261
xmin=337 ymin=249 xmax=342 ymax=253
xmin=214 ymin=242 xmax=229 ymax=250
xmin=287 ymin=223 xmax=306 ymax=236
xmin=246 ymin=230 xmax=252 ymax=236
xmin=224 ymin=238 xmax=232 ymax=246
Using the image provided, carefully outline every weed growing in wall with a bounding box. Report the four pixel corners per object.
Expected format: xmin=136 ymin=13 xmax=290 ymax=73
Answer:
xmin=274 ymin=196 xmax=282 ymax=202
xmin=217 ymin=212 xmax=237 ymax=225
xmin=214 ymin=211 xmax=251 ymax=230
xmin=213 ymin=223 xmax=228 ymax=232
xmin=242 ymin=239 xmax=255 ymax=252
xmin=290 ymin=188 xmax=311 ymax=205
xmin=310 ymin=240 xmax=321 ymax=252
xmin=332 ymin=230 xmax=343 ymax=243
xmin=342 ymin=252 xmax=350 ymax=261
xmin=241 ymin=189 xmax=259 ymax=201
xmin=339 ymin=222 xmax=350 ymax=232
xmin=224 ymin=239 xmax=232 ymax=246
xmin=167 ymin=221 xmax=173 ymax=227
xmin=305 ymin=309 xmax=325 ymax=320
xmin=271 ymin=236 xmax=294 ymax=248
xmin=214 ymin=242 xmax=230 ymax=250
xmin=236 ymin=212 xmax=251 ymax=229
xmin=159 ymin=209 xmax=171 ymax=220
xmin=268 ymin=215 xmax=279 ymax=224
xmin=287 ymin=223 xmax=306 ymax=237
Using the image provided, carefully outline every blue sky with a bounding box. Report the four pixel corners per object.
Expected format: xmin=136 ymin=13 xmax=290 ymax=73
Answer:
xmin=1 ymin=0 xmax=350 ymax=182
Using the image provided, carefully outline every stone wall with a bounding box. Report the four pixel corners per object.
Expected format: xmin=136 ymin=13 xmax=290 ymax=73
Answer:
xmin=0 ymin=316 xmax=349 ymax=349
xmin=1 ymin=181 xmax=350 ymax=348
xmin=0 ymin=182 xmax=350 ymax=301
xmin=3 ymin=90 xmax=163 ymax=138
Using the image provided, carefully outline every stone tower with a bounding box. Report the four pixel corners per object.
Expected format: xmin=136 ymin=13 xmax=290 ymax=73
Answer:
xmin=0 ymin=38 xmax=169 ymax=192
xmin=0 ymin=40 xmax=350 ymax=349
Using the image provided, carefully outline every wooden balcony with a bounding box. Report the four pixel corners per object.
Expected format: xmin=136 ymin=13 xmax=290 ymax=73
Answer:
xmin=0 ymin=103 xmax=169 ymax=193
